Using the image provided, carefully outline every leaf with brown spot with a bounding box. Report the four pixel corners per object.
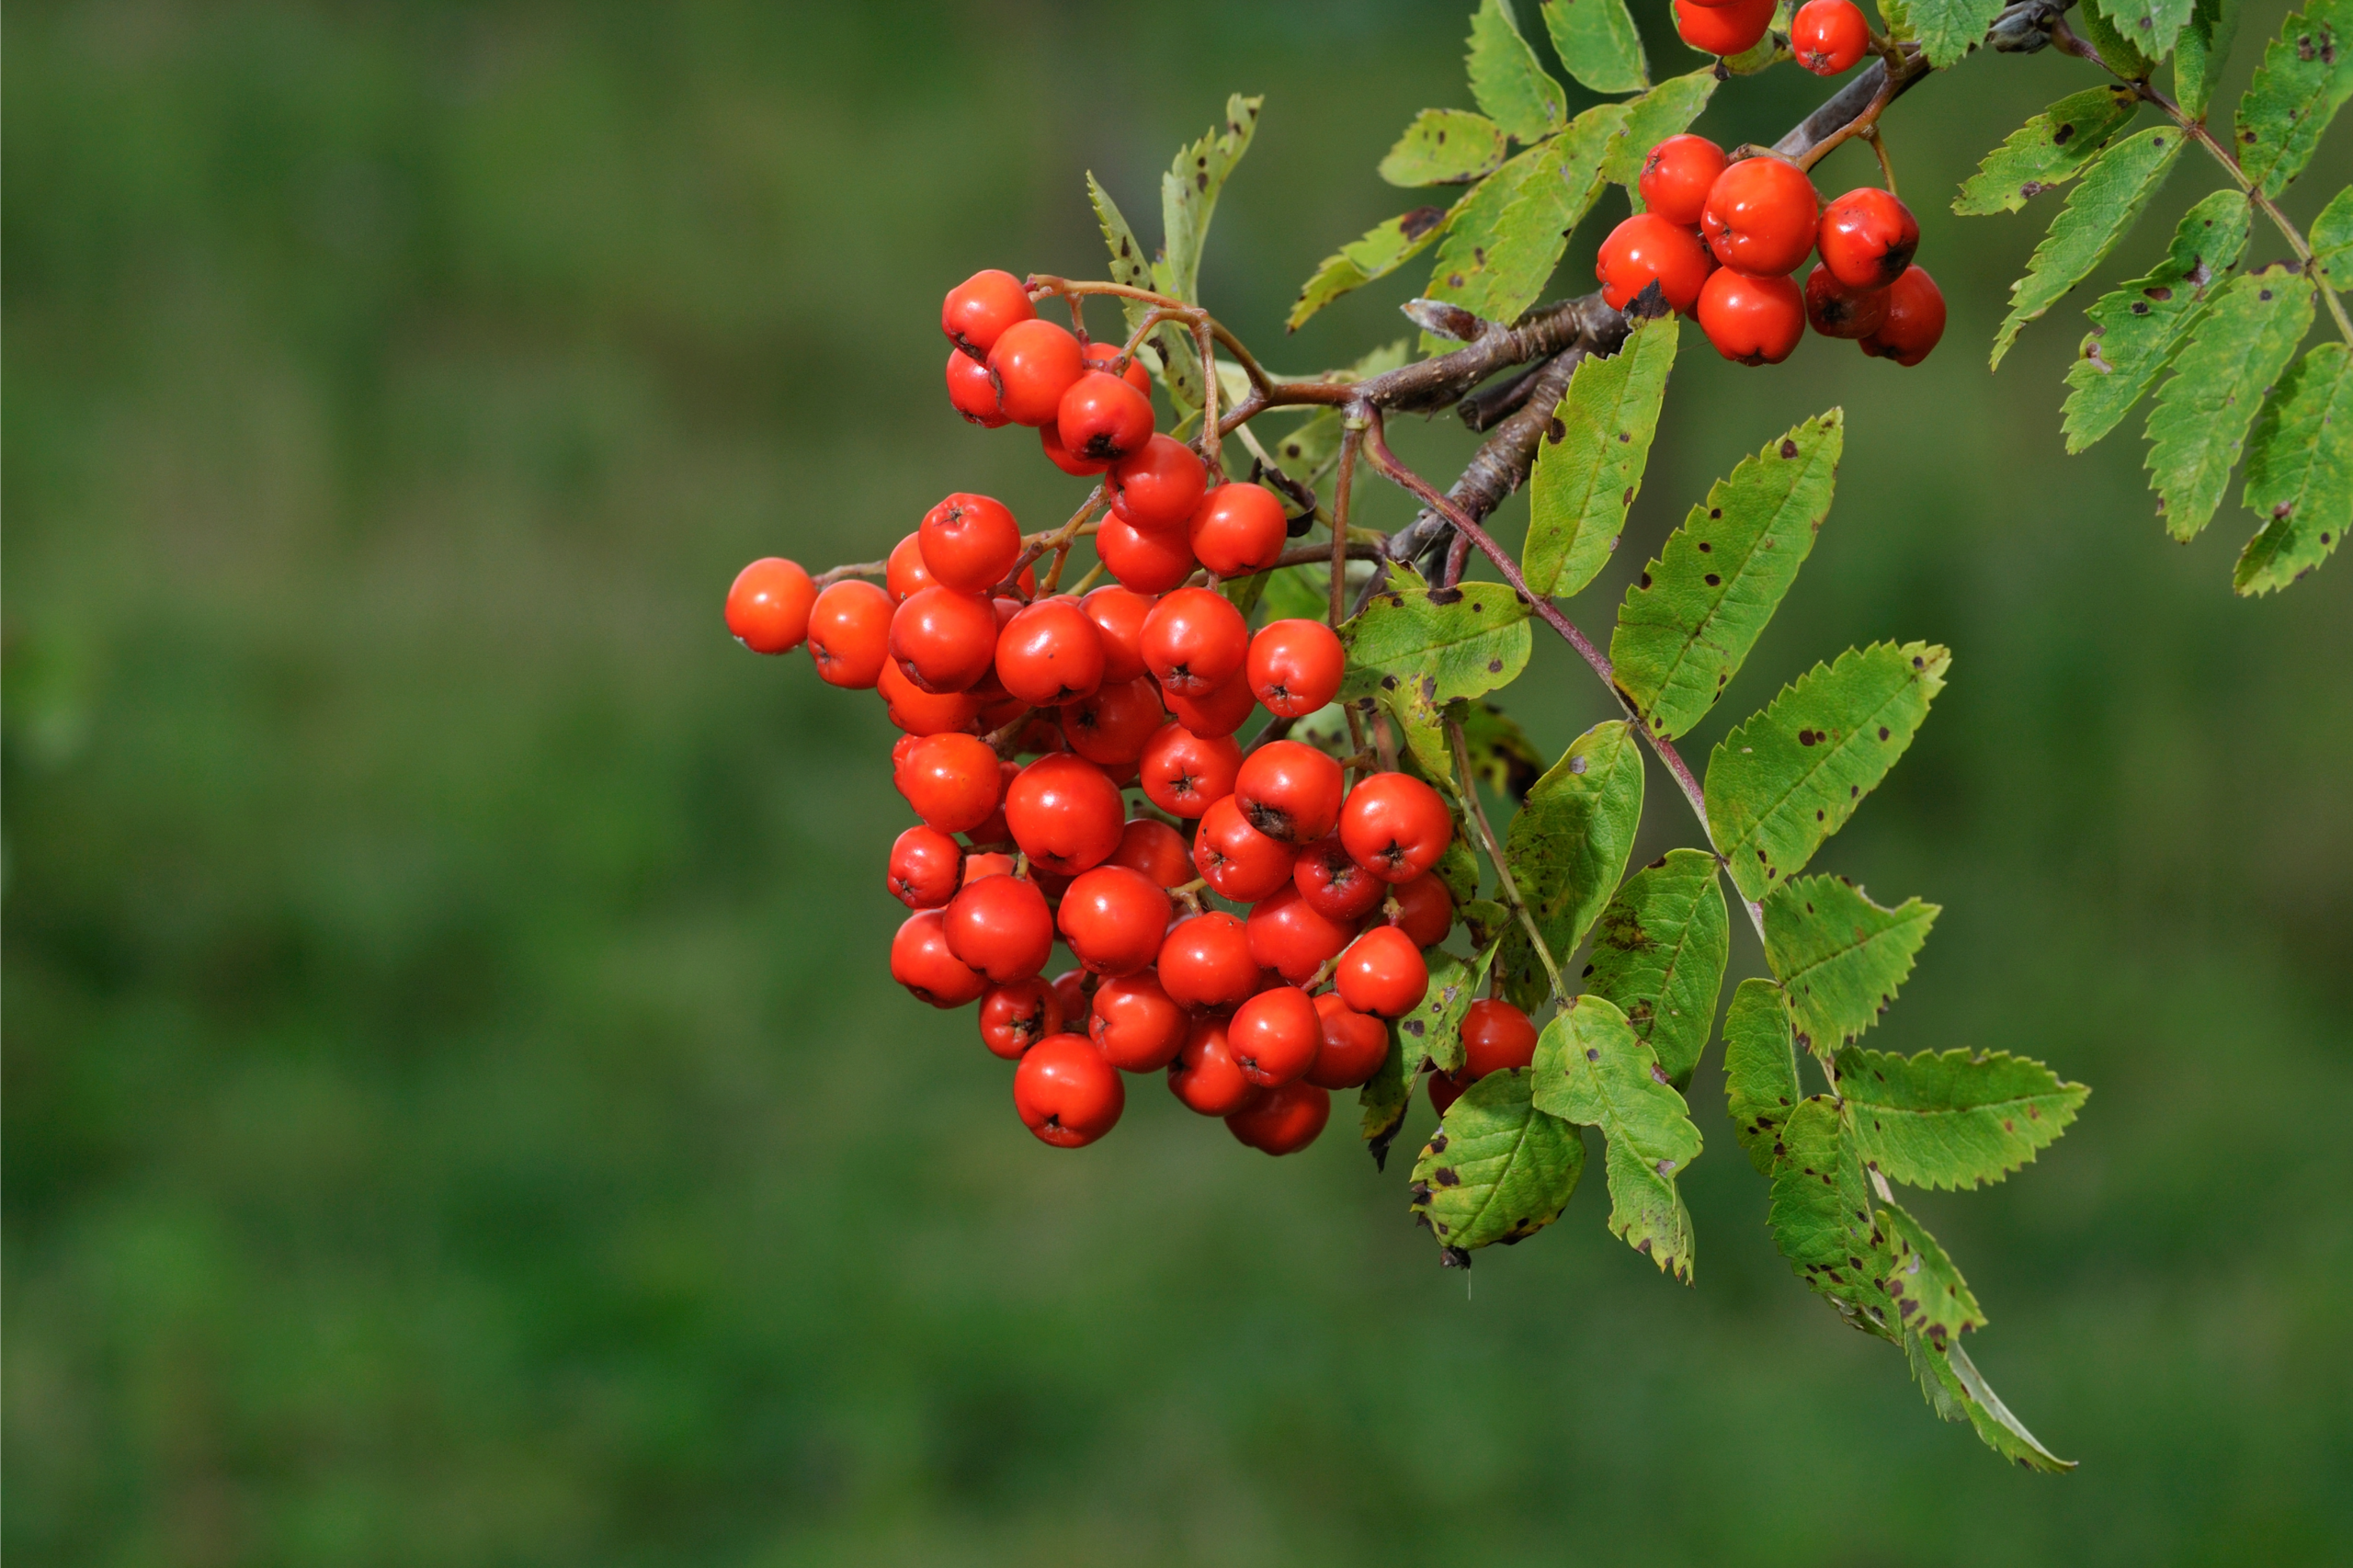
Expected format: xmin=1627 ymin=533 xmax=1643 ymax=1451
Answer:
xmin=1836 ymin=1046 xmax=2088 ymax=1190
xmin=1408 ymin=1067 xmax=1584 ymax=1254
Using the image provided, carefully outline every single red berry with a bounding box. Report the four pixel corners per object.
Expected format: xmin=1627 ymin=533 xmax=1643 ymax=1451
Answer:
xmin=890 ymin=909 xmax=988 ymax=1007
xmin=1339 ymin=771 xmax=1455 ymax=883
xmin=1245 ymin=619 xmax=1344 ymax=718
xmin=995 ymin=597 xmax=1107 ymax=707
xmin=888 ymin=586 xmax=998 ymax=694
xmin=1461 ymin=998 xmax=1540 ymax=1081
xmin=1081 ymin=585 xmax=1155 ymax=684
xmin=1429 ymin=1069 xmax=1467 ymax=1118
xmin=1803 ymin=265 xmax=1892 ymax=339
xmin=978 ymin=978 xmax=1062 ymax=1060
xmin=1040 ymin=422 xmax=1112 ymax=476
xmin=888 ymin=824 xmax=964 ymax=909
xmin=1336 ymin=926 xmax=1429 ymax=1017
xmin=1233 ymin=740 xmax=1345 ymax=845
xmin=1187 ymin=483 xmax=1288 ymax=578
xmin=1109 ymin=434 xmax=1208 ymax=533
xmin=1004 ymin=752 xmax=1125 ymax=875
xmin=1818 ymin=187 xmax=1920 ymax=290
xmin=1859 ymin=265 xmax=1947 ymax=366
xmin=805 ymin=579 xmax=893 ymax=689
xmin=885 ymin=532 xmax=937 ymax=602
xmin=962 ymin=850 xmax=1017 ymax=883
xmin=987 ymin=317 xmax=1086 ymax=427
xmin=1674 ymin=0 xmax=1778 ymax=56
xmin=943 ymin=872 xmax=1054 ymax=983
xmin=1168 ymin=1015 xmax=1263 ymax=1117
xmin=877 ymin=658 xmax=981 ymax=737
xmin=1639 ymin=134 xmax=1728 ymax=227
xmin=1095 ymin=517 xmax=1198 ymax=595
xmin=961 ymin=760 xmax=1020 ymax=846
xmin=1192 ymin=794 xmax=1298 ymax=902
xmin=1156 ymin=910 xmax=1263 ymax=1009
xmin=945 ymin=347 xmax=1008 ymax=426
xmin=1106 ymin=816 xmax=1193 ymax=888
xmin=725 ymin=557 xmax=817 ymax=653
xmin=1385 ymin=870 xmax=1456 ymax=949
xmin=1014 ymin=1033 xmax=1125 ymax=1148
xmin=918 ymin=494 xmax=1023 ymax=595
xmin=1227 ymin=985 xmax=1322 ymax=1087
xmin=1698 ymin=267 xmax=1807 ymax=365
xmin=1056 ymin=863 xmax=1172 ymax=977
xmin=1306 ymin=993 xmax=1389 ymax=1090
xmin=941 ymin=268 xmax=1035 ymax=359
xmin=1700 ymin=157 xmax=1822 ymax=276
xmin=1082 ymin=339 xmax=1152 ymax=397
xmin=1245 ymin=882 xmax=1356 ymax=984
xmin=1061 ymin=676 xmax=1165 ymax=767
xmin=1140 ymin=722 xmax=1242 ymax=818
xmin=1292 ymin=835 xmax=1388 ymax=923
xmin=1161 ymin=668 xmax=1258 ymax=739
xmin=1089 ymin=971 xmax=1189 ymax=1072
xmin=1791 ymin=0 xmax=1870 ymax=74
xmin=1140 ymin=585 xmax=1249 ymax=697
xmin=1057 ymin=369 xmax=1155 ymax=464
xmin=1050 ymin=967 xmax=1091 ymax=1020
xmin=1597 ymin=213 xmax=1714 ymax=313
xmin=1226 ymin=1078 xmax=1330 ymax=1154
xmin=894 ymin=732 xmax=1003 ymax=835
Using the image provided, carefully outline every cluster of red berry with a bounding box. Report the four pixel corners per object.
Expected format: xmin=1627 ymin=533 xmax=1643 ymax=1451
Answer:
xmin=1672 ymin=0 xmax=1870 ymax=72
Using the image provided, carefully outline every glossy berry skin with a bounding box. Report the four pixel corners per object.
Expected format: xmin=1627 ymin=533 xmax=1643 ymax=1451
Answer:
xmin=885 ymin=532 xmax=937 ymax=602
xmin=941 ymin=268 xmax=1035 ymax=358
xmin=1140 ymin=722 xmax=1242 ymax=818
xmin=1792 ymin=0 xmax=1870 ymax=74
xmin=1802 ymin=265 xmax=1891 ymax=339
xmin=1386 ymin=870 xmax=1456 ymax=949
xmin=1003 ymin=753 xmax=1124 ymax=875
xmin=1336 ymin=926 xmax=1429 ymax=1018
xmin=1639 ymin=134 xmax=1728 ymax=227
xmin=1226 ymin=1079 xmax=1330 ymax=1154
xmin=888 ymin=824 xmax=963 ymax=909
xmin=1056 ymin=863 xmax=1172 ymax=977
xmin=1106 ymin=816 xmax=1192 ymax=888
xmin=1040 ymin=422 xmax=1113 ymax=477
xmin=978 ymin=978 xmax=1062 ymax=1061
xmin=1246 ymin=619 xmax=1345 ymax=719
xmin=1161 ymin=669 xmax=1258 ymax=740
xmin=1167 ymin=1016 xmax=1262 ymax=1117
xmin=919 ymin=494 xmax=1022 ymax=595
xmin=1698 ymin=267 xmax=1807 ymax=366
xmin=889 ymin=586 xmax=998 ymax=694
xmin=1227 ymin=985 xmax=1322 ymax=1087
xmin=1061 ymin=676 xmax=1165 ymax=767
xmin=1013 ymin=1033 xmax=1125 ymax=1148
xmin=726 ymin=557 xmax=817 ymax=653
xmin=1340 ymin=771 xmax=1455 ymax=882
xmin=1293 ymin=835 xmax=1387 ymax=923
xmin=943 ymin=873 xmax=1054 ymax=984
xmin=1428 ymin=1069 xmax=1467 ymax=1118
xmin=1089 ymin=971 xmax=1189 ymax=1072
xmin=1080 ymin=586 xmax=1154 ymax=684
xmin=1597 ymin=213 xmax=1714 ymax=313
xmin=805 ymin=579 xmax=893 ymax=689
xmin=1245 ymin=883 xmax=1356 ymax=985
xmin=1057 ymin=370 xmax=1155 ymax=464
xmin=1306 ymin=993 xmax=1389 ymax=1090
xmin=1233 ymin=740 xmax=1344 ymax=845
xmin=995 ymin=597 xmax=1107 ymax=707
xmin=1461 ymin=998 xmax=1540 ymax=1080
xmin=987 ymin=318 xmax=1085 ymax=427
xmin=1109 ymin=434 xmax=1208 ymax=532
xmin=1674 ymin=0 xmax=1777 ymax=55
xmin=891 ymin=909 xmax=989 ymax=1007
xmin=945 ymin=347 xmax=1008 ymax=426
xmin=1818 ymin=187 xmax=1920 ymax=290
xmin=1859 ymin=265 xmax=1946 ymax=366
xmin=1095 ymin=517 xmax=1197 ymax=595
xmin=1187 ymin=483 xmax=1288 ymax=577
xmin=1082 ymin=340 xmax=1153 ymax=397
xmin=877 ymin=659 xmax=982 ymax=736
xmin=894 ymin=732 xmax=1003 ymax=835
xmin=1050 ymin=967 xmax=1091 ymax=1020
xmin=1192 ymin=795 xmax=1298 ymax=902
xmin=1700 ymin=157 xmax=1821 ymax=277
xmin=1140 ymin=586 xmax=1249 ymax=697
xmin=1157 ymin=911 xmax=1263 ymax=1009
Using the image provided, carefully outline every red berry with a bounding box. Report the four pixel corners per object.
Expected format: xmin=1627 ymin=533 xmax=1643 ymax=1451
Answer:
xmin=1597 ymin=213 xmax=1714 ymax=313
xmin=1081 ymin=585 xmax=1155 ymax=684
xmin=962 ymin=850 xmax=1017 ymax=883
xmin=1226 ymin=1078 xmax=1330 ymax=1153
xmin=1674 ymin=0 xmax=1777 ymax=56
xmin=1336 ymin=926 xmax=1429 ymax=1017
xmin=1096 ymin=517 xmax=1198 ymax=594
xmin=891 ymin=909 xmax=989 ymax=1007
xmin=1156 ymin=911 xmax=1263 ymax=1009
xmin=987 ymin=317 xmax=1086 ymax=427
xmin=978 ymin=977 xmax=1062 ymax=1060
xmin=1140 ymin=722 xmax=1242 ymax=818
xmin=1227 ymin=985 xmax=1322 ymax=1086
xmin=1003 ymin=752 xmax=1125 ymax=875
xmin=888 ymin=824 xmax=964 ymax=909
xmin=805 ymin=579 xmax=893 ymax=689
xmin=1089 ymin=971 xmax=1189 ymax=1072
xmin=725 ymin=557 xmax=817 ymax=653
xmin=1040 ymin=421 xmax=1112 ymax=477
xmin=941 ymin=268 xmax=1035 ymax=359
xmin=918 ymin=494 xmax=1023 ymax=595
xmin=1819 ymin=187 xmax=1920 ymax=290
xmin=1461 ymin=998 xmax=1540 ymax=1080
xmin=1639 ymin=134 xmax=1728 ymax=227
xmin=1386 ymin=870 xmax=1456 ymax=949
xmin=894 ymin=732 xmax=1004 ymax=835
xmin=1791 ymin=0 xmax=1870 ymax=74
xmin=1245 ymin=882 xmax=1356 ymax=984
xmin=1339 ymin=771 xmax=1455 ymax=883
xmin=1050 ymin=967 xmax=1091 ymax=1020
xmin=1013 ymin=1033 xmax=1125 ymax=1147
xmin=1057 ymin=369 xmax=1155 ymax=464
xmin=1168 ymin=1015 xmax=1262 ymax=1116
xmin=877 ymin=658 xmax=982 ymax=737
xmin=1698 ymin=267 xmax=1807 ymax=365
xmin=1803 ymin=265 xmax=1892 ymax=339
xmin=1140 ymin=585 xmax=1249 ymax=697
xmin=1700 ymin=157 xmax=1822 ymax=276
xmin=889 ymin=586 xmax=999 ymax=694
xmin=1245 ymin=619 xmax=1345 ymax=718
xmin=943 ymin=872 xmax=1054 ymax=983
xmin=1161 ymin=668 xmax=1258 ymax=739
xmin=1429 ymin=1069 xmax=1467 ymax=1117
xmin=886 ymin=532 xmax=937 ymax=602
xmin=1106 ymin=816 xmax=1193 ymax=888
xmin=1082 ymin=339 xmax=1153 ymax=397
xmin=1109 ymin=434 xmax=1208 ymax=532
xmin=1186 ymin=483 xmax=1288 ymax=577
xmin=945 ymin=347 xmax=1008 ymax=426
xmin=1859 ymin=265 xmax=1946 ymax=366
xmin=1056 ymin=863 xmax=1172 ymax=976
xmin=995 ymin=597 xmax=1107 ymax=707
xmin=1306 ymin=993 xmax=1389 ymax=1090
xmin=1061 ymin=676 xmax=1165 ymax=766
xmin=1192 ymin=794 xmax=1298 ymax=902
xmin=1233 ymin=739 xmax=1345 ymax=845
xmin=1293 ymin=835 xmax=1388 ymax=923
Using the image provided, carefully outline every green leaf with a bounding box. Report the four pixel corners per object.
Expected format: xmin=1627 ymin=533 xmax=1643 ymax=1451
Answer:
xmin=1722 ymin=977 xmax=1802 ymax=1176
xmin=1706 ymin=641 xmax=1951 ymax=904
xmin=2061 ymin=188 xmax=2253 ymax=453
xmin=2145 ymin=263 xmax=2316 ymax=540
xmin=1410 ymin=1067 xmax=1585 ymax=1255
xmin=1525 ymin=315 xmax=1678 ymax=598
xmin=1495 ymin=721 xmax=1645 ymax=1010
xmin=2173 ymin=0 xmax=2240 ymax=119
xmin=1339 ymin=566 xmax=1532 ymax=781
xmin=1951 ymin=86 xmax=2141 ymax=216
xmin=1836 ymin=1046 xmax=2090 ymax=1190
xmin=1359 ymin=1023 xmax=1423 ymax=1169
xmin=1420 ymin=103 xmax=1624 ymax=348
xmin=1583 ymin=849 xmax=1730 ymax=1089
xmin=1610 ymin=410 xmax=1844 ymax=742
xmin=1878 ymin=0 xmax=1917 ymax=43
xmin=1399 ymin=945 xmax=1495 ymax=1075
xmin=1763 ymin=877 xmax=1939 ymax=1058
xmin=1768 ymin=1096 xmax=1899 ymax=1339
xmin=2234 ymin=0 xmax=2353 ymax=198
xmin=1879 ymin=1199 xmax=1987 ymax=1346
xmin=2236 ymin=342 xmax=2353 ymax=594
xmin=1458 ymin=700 xmax=1545 ymax=801
xmin=1089 ymin=173 xmax=1199 ymax=410
xmin=2091 ymin=0 xmax=2197 ymax=59
xmin=1910 ymin=0 xmax=2008 ymax=66
xmin=2072 ymin=0 xmax=2160 ymax=76
xmin=1599 ymin=71 xmax=1720 ymax=192
xmin=1466 ymin=0 xmax=1568 ymax=142
xmin=2310 ymin=185 xmax=2353 ymax=288
xmin=1380 ymin=109 xmax=1510 ymax=187
xmin=1907 ymin=1333 xmax=2076 ymax=1472
xmin=1991 ymin=126 xmax=2188 ymax=370
xmin=1288 ymin=207 xmax=1453 ymax=331
xmin=1159 ymin=94 xmax=1262 ymax=307
xmin=1542 ymin=0 xmax=1651 ymax=92
xmin=1532 ymin=994 xmax=1704 ymax=1280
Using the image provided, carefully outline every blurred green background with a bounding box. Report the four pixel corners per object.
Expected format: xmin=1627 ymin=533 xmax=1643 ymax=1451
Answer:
xmin=7 ymin=2 xmax=2351 ymax=1562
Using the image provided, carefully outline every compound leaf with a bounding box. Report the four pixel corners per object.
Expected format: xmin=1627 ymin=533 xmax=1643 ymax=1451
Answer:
xmin=1532 ymin=994 xmax=1704 ymax=1280
xmin=1722 ymin=977 xmax=1802 ymax=1176
xmin=1836 ymin=1046 xmax=2089 ymax=1190
xmin=1399 ymin=945 xmax=1495 ymax=1075
xmin=1289 ymin=206 xmax=1453 ymax=331
xmin=1763 ymin=877 xmax=1938 ymax=1057
xmin=2235 ymin=342 xmax=2353 ymax=594
xmin=2174 ymin=0 xmax=2241 ymax=119
xmin=1992 ymin=126 xmax=2187 ymax=369
xmin=1543 ymin=0 xmax=1650 ymax=93
xmin=1497 ymin=720 xmax=1645 ymax=1009
xmin=1381 ymin=108 xmax=1510 ymax=187
xmin=1707 ymin=641 xmax=1949 ymax=904
xmin=2091 ymin=0 xmax=2197 ymax=60
xmin=1467 ymin=0 xmax=1568 ymax=142
xmin=1422 ymin=103 xmax=1624 ymax=347
xmin=1160 ymin=94 xmax=1261 ymax=308
xmin=2234 ymin=0 xmax=2353 ymax=199
xmin=1359 ymin=1023 xmax=1423 ymax=1169
xmin=1410 ymin=1067 xmax=1584 ymax=1256
xmin=1599 ymin=70 xmax=1720 ymax=191
xmin=1340 ymin=566 xmax=1531 ymax=777
xmin=1768 ymin=1096 xmax=1899 ymax=1340
xmin=1879 ymin=1199 xmax=1987 ymax=1346
xmin=1611 ymin=409 xmax=1843 ymax=741
xmin=1909 ymin=1333 xmax=2075 ymax=1472
xmin=1525 ymin=314 xmax=1678 ymax=598
xmin=2062 ymin=188 xmax=2253 ymax=452
xmin=1951 ymin=86 xmax=2140 ymax=216
xmin=1911 ymin=0 xmax=2009 ymax=65
xmin=1583 ymin=848 xmax=1730 ymax=1089
xmin=2145 ymin=263 xmax=2315 ymax=540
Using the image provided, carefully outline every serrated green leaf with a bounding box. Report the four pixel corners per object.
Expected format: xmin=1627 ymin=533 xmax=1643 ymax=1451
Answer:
xmin=2310 ymin=185 xmax=2353 ymax=287
xmin=1908 ymin=1333 xmax=2076 ymax=1471
xmin=1525 ymin=315 xmax=1678 ymax=598
xmin=1542 ymin=0 xmax=1651 ymax=92
xmin=2092 ymin=0 xmax=2197 ymax=60
xmin=1836 ymin=1046 xmax=2089 ymax=1189
xmin=1160 ymin=94 xmax=1261 ymax=312
xmin=2234 ymin=0 xmax=2353 ymax=198
xmin=1458 ymin=700 xmax=1545 ymax=801
xmin=1911 ymin=0 xmax=2008 ymax=65
xmin=1763 ymin=876 xmax=1939 ymax=1057
xmin=1399 ymin=946 xmax=1495 ymax=1075
xmin=1467 ymin=0 xmax=1569 ymax=142
xmin=1359 ymin=1022 xmax=1423 ymax=1168
xmin=1496 ymin=721 xmax=1645 ymax=1009
xmin=1532 ymin=994 xmax=1703 ymax=1279
xmin=1768 ymin=1096 xmax=1899 ymax=1339
xmin=1583 ymin=849 xmax=1730 ymax=1089
xmin=2074 ymin=0 xmax=2160 ymax=75
xmin=1599 ymin=71 xmax=1720 ymax=191
xmin=1723 ymin=977 xmax=1802 ymax=1176
xmin=2174 ymin=0 xmax=2240 ymax=119
xmin=1992 ymin=125 xmax=2188 ymax=369
xmin=2146 ymin=263 xmax=2316 ymax=540
xmin=1340 ymin=567 xmax=1532 ymax=779
xmin=1411 ymin=1067 xmax=1585 ymax=1254
xmin=2062 ymin=189 xmax=2253 ymax=452
xmin=1380 ymin=108 xmax=1510 ymax=187
xmin=1879 ymin=1199 xmax=1986 ymax=1345
xmin=1288 ymin=207 xmax=1453 ymax=332
xmin=1951 ymin=86 xmax=2141 ymax=216
xmin=1879 ymin=0 xmax=1917 ymax=43
xmin=1706 ymin=641 xmax=1950 ymax=904
xmin=1421 ymin=103 xmax=1624 ymax=349
xmin=1089 ymin=174 xmax=1199 ymax=410
xmin=1611 ymin=410 xmax=1844 ymax=742
xmin=2236 ymin=342 xmax=2353 ymax=593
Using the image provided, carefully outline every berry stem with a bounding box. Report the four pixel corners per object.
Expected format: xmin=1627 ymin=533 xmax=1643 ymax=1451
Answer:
xmin=1328 ymin=420 xmax=1366 ymax=629
xmin=812 ymin=557 xmax=888 ymax=588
